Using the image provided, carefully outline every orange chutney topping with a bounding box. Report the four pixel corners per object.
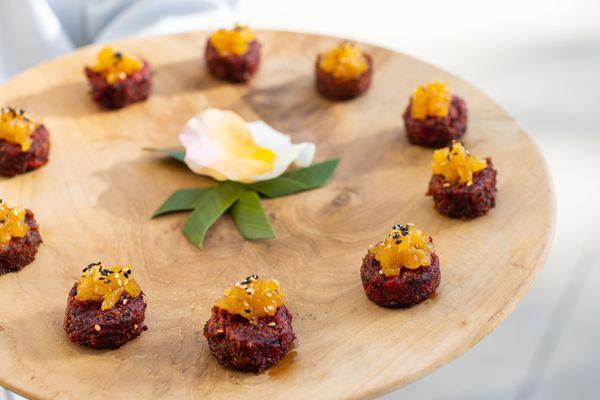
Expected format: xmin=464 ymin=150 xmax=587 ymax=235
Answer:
xmin=210 ymin=25 xmax=255 ymax=56
xmin=432 ymin=141 xmax=487 ymax=185
xmin=369 ymin=224 xmax=434 ymax=277
xmin=91 ymin=47 xmax=143 ymax=85
xmin=319 ymin=42 xmax=368 ymax=80
xmin=0 ymin=200 xmax=29 ymax=246
xmin=215 ymin=275 xmax=284 ymax=324
xmin=410 ymin=81 xmax=451 ymax=120
xmin=76 ymin=262 xmax=142 ymax=310
xmin=0 ymin=107 xmax=39 ymax=151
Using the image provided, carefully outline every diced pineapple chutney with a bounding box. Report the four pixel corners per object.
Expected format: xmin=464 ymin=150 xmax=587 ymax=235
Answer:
xmin=0 ymin=200 xmax=29 ymax=246
xmin=0 ymin=107 xmax=39 ymax=152
xmin=91 ymin=47 xmax=143 ymax=85
xmin=369 ymin=224 xmax=434 ymax=277
xmin=319 ymin=42 xmax=369 ymax=80
xmin=411 ymin=81 xmax=451 ymax=120
xmin=215 ymin=275 xmax=285 ymax=324
xmin=432 ymin=140 xmax=487 ymax=185
xmin=76 ymin=262 xmax=142 ymax=310
xmin=210 ymin=25 xmax=255 ymax=56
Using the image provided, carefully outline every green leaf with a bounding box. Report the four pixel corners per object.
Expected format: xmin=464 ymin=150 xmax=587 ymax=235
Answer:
xmin=250 ymin=159 xmax=340 ymax=198
xmin=153 ymin=188 xmax=212 ymax=217
xmin=231 ymin=190 xmax=275 ymax=240
xmin=144 ymin=147 xmax=185 ymax=163
xmin=285 ymin=158 xmax=340 ymax=186
xmin=183 ymin=182 xmax=244 ymax=248
xmin=248 ymin=177 xmax=308 ymax=198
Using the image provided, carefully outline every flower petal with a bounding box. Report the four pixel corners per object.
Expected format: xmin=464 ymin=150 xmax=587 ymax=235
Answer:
xmin=179 ymin=109 xmax=275 ymax=182
xmin=179 ymin=109 xmax=315 ymax=183
xmin=247 ymin=121 xmax=315 ymax=182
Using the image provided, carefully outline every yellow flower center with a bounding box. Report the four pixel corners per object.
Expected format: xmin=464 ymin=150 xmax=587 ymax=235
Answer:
xmin=432 ymin=141 xmax=487 ymax=185
xmin=369 ymin=224 xmax=434 ymax=277
xmin=0 ymin=107 xmax=38 ymax=151
xmin=91 ymin=47 xmax=143 ymax=85
xmin=215 ymin=275 xmax=285 ymax=324
xmin=410 ymin=81 xmax=451 ymax=120
xmin=0 ymin=200 xmax=29 ymax=246
xmin=76 ymin=262 xmax=142 ymax=310
xmin=210 ymin=25 xmax=255 ymax=56
xmin=250 ymin=147 xmax=276 ymax=164
xmin=319 ymin=42 xmax=368 ymax=80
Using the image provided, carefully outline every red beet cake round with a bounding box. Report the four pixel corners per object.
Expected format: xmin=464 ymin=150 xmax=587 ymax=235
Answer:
xmin=85 ymin=60 xmax=152 ymax=110
xmin=204 ymin=305 xmax=295 ymax=373
xmin=64 ymin=283 xmax=147 ymax=349
xmin=205 ymin=40 xmax=261 ymax=83
xmin=428 ymin=158 xmax=497 ymax=219
xmin=404 ymin=95 xmax=467 ymax=148
xmin=0 ymin=121 xmax=49 ymax=177
xmin=0 ymin=209 xmax=42 ymax=275
xmin=315 ymin=54 xmax=372 ymax=101
xmin=361 ymin=251 xmax=441 ymax=308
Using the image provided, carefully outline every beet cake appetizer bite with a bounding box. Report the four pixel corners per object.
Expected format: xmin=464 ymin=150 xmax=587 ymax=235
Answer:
xmin=204 ymin=275 xmax=295 ymax=373
xmin=315 ymin=42 xmax=372 ymax=101
xmin=85 ymin=47 xmax=152 ymax=109
xmin=0 ymin=106 xmax=50 ymax=176
xmin=361 ymin=224 xmax=440 ymax=308
xmin=427 ymin=141 xmax=497 ymax=218
xmin=205 ymin=25 xmax=261 ymax=83
xmin=64 ymin=262 xmax=147 ymax=349
xmin=0 ymin=199 xmax=42 ymax=276
xmin=403 ymin=81 xmax=467 ymax=148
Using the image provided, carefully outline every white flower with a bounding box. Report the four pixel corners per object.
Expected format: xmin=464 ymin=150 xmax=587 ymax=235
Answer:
xmin=179 ymin=109 xmax=315 ymax=183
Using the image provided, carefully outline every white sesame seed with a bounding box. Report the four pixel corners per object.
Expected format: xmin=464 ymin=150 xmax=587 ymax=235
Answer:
xmin=117 ymin=279 xmax=123 ymax=286
xmin=123 ymin=298 xmax=128 ymax=305
xmin=267 ymin=322 xmax=276 ymax=327
xmin=134 ymin=324 xmax=138 ymax=329
xmin=94 ymin=324 xmax=101 ymax=332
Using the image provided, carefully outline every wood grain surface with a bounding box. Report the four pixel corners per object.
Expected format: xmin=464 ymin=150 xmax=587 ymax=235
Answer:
xmin=0 ymin=31 xmax=554 ymax=399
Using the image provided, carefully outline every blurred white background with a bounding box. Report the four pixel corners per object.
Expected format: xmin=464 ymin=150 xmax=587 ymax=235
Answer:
xmin=1 ymin=0 xmax=599 ymax=399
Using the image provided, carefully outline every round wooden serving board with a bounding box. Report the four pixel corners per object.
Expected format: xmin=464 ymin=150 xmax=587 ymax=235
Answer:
xmin=0 ymin=31 xmax=554 ymax=399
